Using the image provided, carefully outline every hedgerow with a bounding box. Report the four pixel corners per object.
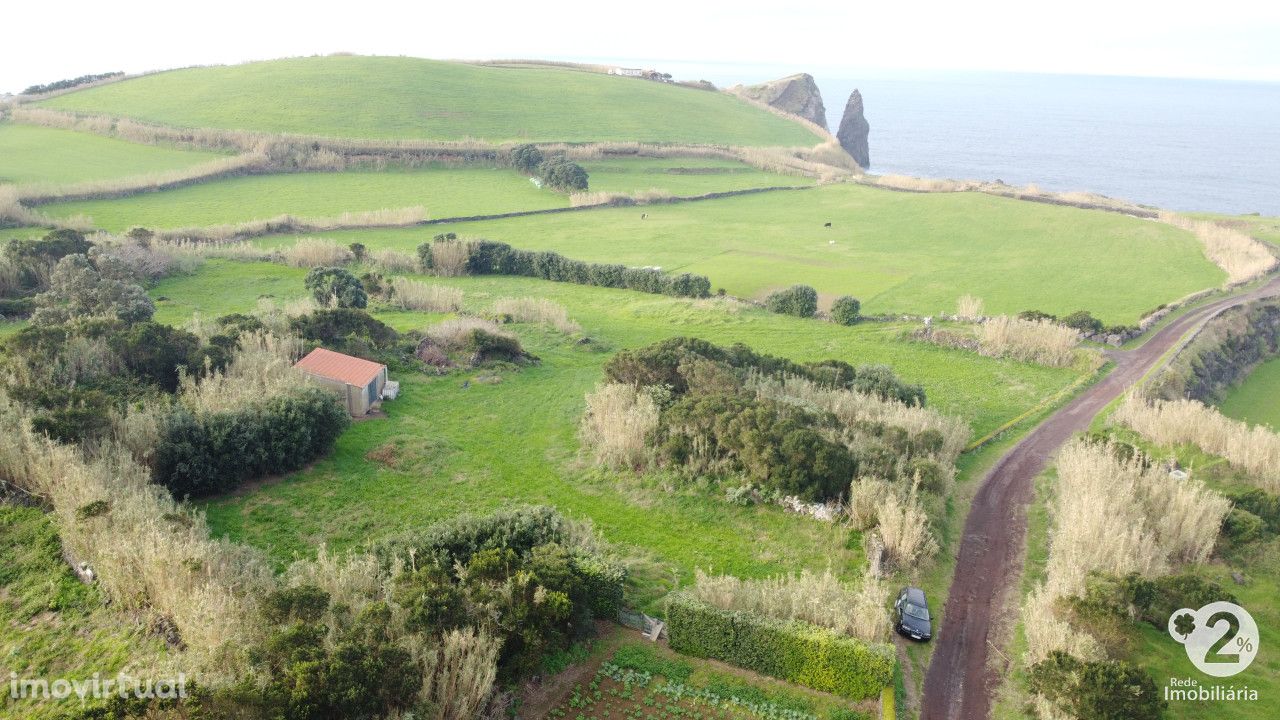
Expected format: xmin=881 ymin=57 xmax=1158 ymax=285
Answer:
xmin=665 ymin=592 xmax=894 ymax=700
xmin=418 ymin=238 xmax=712 ymax=298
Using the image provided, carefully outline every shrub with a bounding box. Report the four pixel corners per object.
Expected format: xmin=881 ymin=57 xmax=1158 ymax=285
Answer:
xmin=510 ymin=144 xmax=545 ymax=173
xmin=830 ymin=296 xmax=861 ymax=325
xmin=538 ymin=156 xmax=589 ymax=191
xmin=32 ymin=254 xmax=154 ymax=325
xmin=665 ymin=592 xmax=894 ymax=700
xmin=153 ymin=387 xmax=350 ymax=498
xmin=765 ymin=285 xmax=818 ymax=318
xmin=304 ymin=266 xmax=368 ymax=309
xmin=1029 ymin=652 xmax=1165 ymax=720
xmin=291 ymin=308 xmax=398 ymax=352
xmin=1061 ymin=310 xmax=1104 ymax=334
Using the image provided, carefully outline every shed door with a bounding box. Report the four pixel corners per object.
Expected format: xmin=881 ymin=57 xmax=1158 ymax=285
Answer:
xmin=367 ymin=378 xmax=378 ymax=406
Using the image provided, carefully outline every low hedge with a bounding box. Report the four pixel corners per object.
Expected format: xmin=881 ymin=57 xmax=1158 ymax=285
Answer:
xmin=665 ymin=592 xmax=894 ymax=700
xmin=442 ymin=239 xmax=711 ymax=298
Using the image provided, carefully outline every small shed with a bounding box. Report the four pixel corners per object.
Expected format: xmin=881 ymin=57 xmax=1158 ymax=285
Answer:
xmin=294 ymin=347 xmax=390 ymax=416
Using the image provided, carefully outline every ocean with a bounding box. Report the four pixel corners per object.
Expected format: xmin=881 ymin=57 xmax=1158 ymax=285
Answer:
xmin=812 ymin=71 xmax=1280 ymax=216
xmin=592 ymin=60 xmax=1280 ymax=215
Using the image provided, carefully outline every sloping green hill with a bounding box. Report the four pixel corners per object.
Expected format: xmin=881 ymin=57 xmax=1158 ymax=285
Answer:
xmin=40 ymin=56 xmax=823 ymax=146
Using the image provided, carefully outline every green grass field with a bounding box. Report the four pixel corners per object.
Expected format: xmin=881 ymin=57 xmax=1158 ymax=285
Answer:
xmin=1217 ymin=357 xmax=1280 ymax=429
xmin=41 ymin=167 xmax=566 ymax=232
xmin=149 ymin=260 xmax=1083 ymax=606
xmin=0 ymin=122 xmax=224 ymax=187
xmin=278 ymin=184 xmax=1221 ymax=324
xmin=581 ymin=157 xmax=814 ymax=196
xmin=41 ymin=56 xmax=823 ymax=147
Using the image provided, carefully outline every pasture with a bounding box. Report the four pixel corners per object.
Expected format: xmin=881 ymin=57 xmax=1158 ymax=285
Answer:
xmin=39 ymin=158 xmax=810 ymax=232
xmin=149 ymin=260 xmax=1085 ymax=605
xmin=0 ymin=122 xmax=224 ymax=186
xmin=40 ymin=56 xmax=823 ymax=147
xmin=281 ymin=184 xmax=1223 ymax=324
xmin=1218 ymin=356 xmax=1280 ymax=429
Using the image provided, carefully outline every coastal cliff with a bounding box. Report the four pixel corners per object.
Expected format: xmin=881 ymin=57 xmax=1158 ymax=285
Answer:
xmin=837 ymin=90 xmax=870 ymax=169
xmin=732 ymin=73 xmax=827 ymax=128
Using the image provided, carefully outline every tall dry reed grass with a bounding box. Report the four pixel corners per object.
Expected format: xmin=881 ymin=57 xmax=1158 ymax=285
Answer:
xmin=1159 ymin=212 xmax=1277 ymax=285
xmin=154 ymin=207 xmax=427 ymax=243
xmin=580 ymin=383 xmax=659 ymax=468
xmin=389 ymin=277 xmax=463 ymax=313
xmin=178 ymin=331 xmax=306 ymax=414
xmin=1113 ymin=394 xmax=1280 ymax=492
xmin=16 ymin=152 xmax=268 ymax=204
xmin=491 ymin=297 xmax=581 ymax=333
xmin=1022 ymin=438 xmax=1229 ymax=663
xmin=956 ymin=294 xmax=985 ymax=321
xmin=369 ymin=248 xmax=419 ymax=273
xmin=281 ymin=237 xmax=353 ymax=268
xmin=691 ymin=568 xmax=889 ymax=643
xmin=977 ymin=315 xmax=1084 ymax=368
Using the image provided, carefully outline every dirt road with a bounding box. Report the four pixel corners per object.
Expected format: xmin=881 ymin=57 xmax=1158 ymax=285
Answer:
xmin=920 ymin=277 xmax=1280 ymax=720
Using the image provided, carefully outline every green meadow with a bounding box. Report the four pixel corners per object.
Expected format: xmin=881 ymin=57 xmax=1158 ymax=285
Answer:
xmin=41 ymin=56 xmax=823 ymax=147
xmin=1218 ymin=356 xmax=1280 ymax=429
xmin=41 ymin=167 xmax=565 ymax=231
xmin=40 ymin=158 xmax=813 ymax=233
xmin=149 ymin=260 xmax=1083 ymax=602
xmin=279 ymin=183 xmax=1222 ymax=324
xmin=0 ymin=122 xmax=224 ymax=186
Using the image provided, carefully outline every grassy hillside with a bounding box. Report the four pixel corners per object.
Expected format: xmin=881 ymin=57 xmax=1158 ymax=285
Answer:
xmin=41 ymin=56 xmax=823 ymax=146
xmin=278 ymin=184 xmax=1222 ymax=324
xmin=40 ymin=159 xmax=813 ymax=232
xmin=1218 ymin=356 xmax=1280 ymax=429
xmin=0 ymin=122 xmax=223 ymax=186
xmin=151 ymin=261 xmax=1083 ymax=601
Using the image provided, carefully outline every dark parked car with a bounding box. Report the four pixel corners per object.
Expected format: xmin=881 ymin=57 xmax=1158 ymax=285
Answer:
xmin=894 ymin=586 xmax=932 ymax=641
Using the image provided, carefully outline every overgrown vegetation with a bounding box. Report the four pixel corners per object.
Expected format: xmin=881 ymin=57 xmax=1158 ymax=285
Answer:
xmin=22 ymin=72 xmax=124 ymax=95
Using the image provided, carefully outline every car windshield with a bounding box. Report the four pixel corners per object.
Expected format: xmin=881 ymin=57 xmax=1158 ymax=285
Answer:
xmin=904 ymin=603 xmax=929 ymax=621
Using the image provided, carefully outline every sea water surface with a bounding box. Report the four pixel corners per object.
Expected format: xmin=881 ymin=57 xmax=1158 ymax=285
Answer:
xmin=586 ymin=59 xmax=1280 ymax=215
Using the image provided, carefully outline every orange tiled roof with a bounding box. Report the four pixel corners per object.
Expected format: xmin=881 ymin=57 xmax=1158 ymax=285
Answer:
xmin=294 ymin=347 xmax=384 ymax=387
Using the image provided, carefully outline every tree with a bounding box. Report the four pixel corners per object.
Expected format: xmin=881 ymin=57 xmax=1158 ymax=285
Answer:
xmin=537 ymin=156 xmax=589 ymax=191
xmin=304 ymin=266 xmax=368 ymax=309
xmin=31 ymin=254 xmax=154 ymax=325
xmin=511 ymin=144 xmax=545 ymax=174
xmin=830 ymin=296 xmax=862 ymax=325
xmin=1062 ymin=310 xmax=1104 ymax=334
xmin=765 ymin=285 xmax=818 ymax=318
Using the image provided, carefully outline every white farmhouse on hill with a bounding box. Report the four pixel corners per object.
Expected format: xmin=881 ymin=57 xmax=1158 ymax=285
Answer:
xmin=609 ymin=67 xmax=644 ymax=77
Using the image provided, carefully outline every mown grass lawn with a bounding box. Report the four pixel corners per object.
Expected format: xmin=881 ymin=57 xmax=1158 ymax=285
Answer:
xmin=42 ymin=167 xmax=567 ymax=232
xmin=1217 ymin=357 xmax=1280 ymax=430
xmin=0 ymin=122 xmax=225 ymax=187
xmin=285 ymin=184 xmax=1223 ymax=325
xmin=151 ymin=260 xmax=1083 ymax=607
xmin=41 ymin=56 xmax=822 ymax=147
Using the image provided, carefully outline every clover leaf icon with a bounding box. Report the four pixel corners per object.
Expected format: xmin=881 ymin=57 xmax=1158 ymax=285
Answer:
xmin=1174 ymin=612 xmax=1196 ymax=639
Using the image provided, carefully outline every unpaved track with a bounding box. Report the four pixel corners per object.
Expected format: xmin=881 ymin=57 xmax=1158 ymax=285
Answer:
xmin=921 ymin=276 xmax=1280 ymax=720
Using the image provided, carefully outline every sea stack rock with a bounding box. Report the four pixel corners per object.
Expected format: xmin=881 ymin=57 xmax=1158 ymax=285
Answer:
xmin=733 ymin=73 xmax=827 ymax=128
xmin=837 ymin=90 xmax=870 ymax=169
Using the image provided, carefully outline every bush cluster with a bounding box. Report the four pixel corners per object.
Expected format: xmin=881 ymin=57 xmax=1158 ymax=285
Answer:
xmin=1152 ymin=299 xmax=1280 ymax=402
xmin=304 ymin=266 xmax=368 ymax=309
xmin=665 ymin=592 xmax=894 ymax=700
xmin=830 ymin=296 xmax=861 ymax=325
xmin=1017 ymin=308 xmax=1138 ymax=339
xmin=1072 ymin=571 xmax=1237 ymax=631
xmin=600 ymin=338 xmax=931 ymax=502
xmin=378 ymin=506 xmax=626 ymax=681
xmin=154 ymin=387 xmax=351 ymax=498
xmin=765 ymin=285 xmax=818 ymax=318
xmin=509 ymin=144 xmax=589 ymax=190
xmin=1029 ymin=651 xmax=1164 ymax=720
xmin=419 ymin=238 xmax=712 ymax=298
xmin=604 ymin=337 xmax=924 ymax=405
